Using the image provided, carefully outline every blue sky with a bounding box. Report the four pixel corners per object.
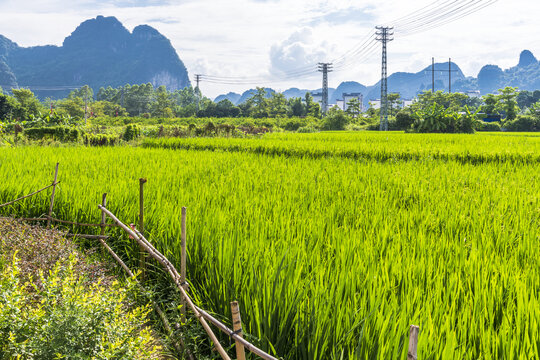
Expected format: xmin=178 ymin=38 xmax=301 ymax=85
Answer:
xmin=0 ymin=0 xmax=538 ymax=98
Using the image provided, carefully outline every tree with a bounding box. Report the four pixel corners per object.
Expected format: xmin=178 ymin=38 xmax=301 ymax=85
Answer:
xmin=288 ymin=97 xmax=306 ymax=117
xmin=57 ymin=97 xmax=85 ymax=119
xmin=497 ymin=86 xmax=519 ymax=121
xmin=304 ymin=93 xmax=320 ymax=118
xmin=345 ymin=98 xmax=361 ymax=118
xmin=247 ymin=87 xmax=270 ymax=118
xmin=321 ymin=107 xmax=350 ymax=130
xmin=0 ymin=93 xmax=20 ymax=122
xmin=481 ymin=93 xmax=498 ymax=115
xmin=151 ymin=86 xmax=174 ymax=118
xmin=387 ymin=93 xmax=402 ymax=116
xmin=11 ymin=89 xmax=44 ymax=120
xmin=269 ymin=92 xmax=287 ymax=117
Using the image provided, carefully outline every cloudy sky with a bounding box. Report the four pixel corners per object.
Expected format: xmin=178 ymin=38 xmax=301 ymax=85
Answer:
xmin=0 ymin=0 xmax=538 ymax=98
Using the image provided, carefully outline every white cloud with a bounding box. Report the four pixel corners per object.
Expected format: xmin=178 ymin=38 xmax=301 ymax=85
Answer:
xmin=0 ymin=0 xmax=538 ymax=98
xmin=269 ymin=28 xmax=333 ymax=77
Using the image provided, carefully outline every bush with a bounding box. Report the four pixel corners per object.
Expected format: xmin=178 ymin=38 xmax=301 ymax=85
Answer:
xmin=0 ymin=257 xmax=161 ymax=359
xmin=24 ymin=126 xmax=81 ymax=142
xmin=395 ymin=110 xmax=414 ymax=130
xmin=84 ymin=133 xmax=119 ymax=146
xmin=321 ymin=109 xmax=350 ymax=131
xmin=504 ymin=115 xmax=540 ymax=132
xmin=297 ymin=124 xmax=318 ymax=133
xmin=477 ymin=121 xmax=501 ymax=132
xmin=123 ymin=124 xmax=141 ymax=141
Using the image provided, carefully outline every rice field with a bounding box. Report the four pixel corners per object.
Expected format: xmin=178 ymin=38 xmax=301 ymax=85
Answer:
xmin=0 ymin=132 xmax=539 ymax=359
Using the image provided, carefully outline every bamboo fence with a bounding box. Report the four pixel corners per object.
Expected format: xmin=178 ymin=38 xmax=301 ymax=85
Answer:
xmin=0 ymin=162 xmax=421 ymax=360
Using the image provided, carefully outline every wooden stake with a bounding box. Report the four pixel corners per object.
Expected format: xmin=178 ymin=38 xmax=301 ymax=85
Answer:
xmin=98 ymin=204 xmax=231 ymax=360
xmin=139 ymin=178 xmax=147 ymax=280
xmin=47 ymin=163 xmax=59 ymax=227
xmin=100 ymin=193 xmax=107 ymax=255
xmin=407 ymin=325 xmax=420 ymax=360
xmin=180 ymin=206 xmax=188 ymax=320
xmin=230 ymin=301 xmax=246 ymax=360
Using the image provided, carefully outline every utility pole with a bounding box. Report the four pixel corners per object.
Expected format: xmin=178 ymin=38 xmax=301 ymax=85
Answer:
xmin=427 ymin=58 xmax=458 ymax=93
xmin=376 ymin=26 xmax=394 ymax=131
xmin=84 ymin=95 xmax=88 ymax=125
xmin=317 ymin=63 xmax=333 ymax=116
xmin=194 ymin=74 xmax=202 ymax=111
xmin=432 ymin=57 xmax=435 ymax=93
xmin=449 ymin=58 xmax=452 ymax=93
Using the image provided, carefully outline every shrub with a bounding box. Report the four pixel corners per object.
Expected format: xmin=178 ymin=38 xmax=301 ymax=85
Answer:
xmin=84 ymin=133 xmax=119 ymax=146
xmin=24 ymin=126 xmax=81 ymax=142
xmin=504 ymin=115 xmax=540 ymax=132
xmin=0 ymin=257 xmax=161 ymax=359
xmin=297 ymin=124 xmax=318 ymax=133
xmin=395 ymin=110 xmax=414 ymax=130
xmin=123 ymin=124 xmax=141 ymax=141
xmin=477 ymin=121 xmax=501 ymax=132
xmin=321 ymin=109 xmax=350 ymax=131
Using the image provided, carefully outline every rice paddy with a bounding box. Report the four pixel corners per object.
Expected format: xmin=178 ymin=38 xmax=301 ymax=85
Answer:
xmin=0 ymin=132 xmax=539 ymax=359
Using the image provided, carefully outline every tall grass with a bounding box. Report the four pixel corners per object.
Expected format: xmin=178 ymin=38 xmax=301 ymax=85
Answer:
xmin=0 ymin=132 xmax=539 ymax=359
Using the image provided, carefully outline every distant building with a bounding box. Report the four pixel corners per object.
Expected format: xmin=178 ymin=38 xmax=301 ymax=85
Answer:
xmin=336 ymin=99 xmax=345 ymax=110
xmin=369 ymin=99 xmax=381 ymax=109
xmin=311 ymin=92 xmax=323 ymax=106
xmin=402 ymin=99 xmax=414 ymax=108
xmin=465 ymin=90 xmax=481 ymax=98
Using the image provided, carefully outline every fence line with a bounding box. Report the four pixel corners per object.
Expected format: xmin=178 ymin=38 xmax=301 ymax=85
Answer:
xmin=0 ymin=182 xmax=59 ymax=208
xmin=1 ymin=162 xmax=422 ymax=359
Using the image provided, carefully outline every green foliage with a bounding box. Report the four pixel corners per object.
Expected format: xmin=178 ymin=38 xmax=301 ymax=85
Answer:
xmin=476 ymin=121 xmax=501 ymax=132
xmin=123 ymin=124 xmax=141 ymax=141
xmin=497 ymin=86 xmax=519 ymax=120
xmin=321 ymin=108 xmax=350 ymax=130
xmin=84 ymin=133 xmax=119 ymax=146
xmin=11 ymin=89 xmax=44 ymax=121
xmin=504 ymin=115 xmax=540 ymax=132
xmin=395 ymin=109 xmax=414 ymax=130
xmin=0 ymin=92 xmax=20 ymax=121
xmin=0 ymin=258 xmax=160 ymax=359
xmin=2 ymin=133 xmax=540 ymax=359
xmin=24 ymin=126 xmax=81 ymax=142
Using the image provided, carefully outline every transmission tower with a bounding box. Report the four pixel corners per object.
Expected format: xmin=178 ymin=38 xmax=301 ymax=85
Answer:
xmin=376 ymin=26 xmax=394 ymax=131
xmin=194 ymin=74 xmax=202 ymax=110
xmin=317 ymin=63 xmax=333 ymax=115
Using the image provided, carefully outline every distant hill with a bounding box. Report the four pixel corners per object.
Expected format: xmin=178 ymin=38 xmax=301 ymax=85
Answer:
xmin=214 ymin=50 xmax=540 ymax=106
xmin=0 ymin=16 xmax=191 ymax=98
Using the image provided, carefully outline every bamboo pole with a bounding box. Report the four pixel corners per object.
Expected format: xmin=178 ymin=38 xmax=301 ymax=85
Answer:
xmin=0 ymin=182 xmax=58 ymax=208
xmin=194 ymin=306 xmax=279 ymax=360
xmin=98 ymin=204 xmax=232 ymax=360
xmin=407 ymin=325 xmax=420 ymax=360
xmin=47 ymin=163 xmax=59 ymax=227
xmin=95 ymin=234 xmax=193 ymax=359
xmin=181 ymin=206 xmax=188 ymax=321
xmin=230 ymin=301 xmax=246 ymax=360
xmin=139 ymin=178 xmax=147 ymax=280
xmin=100 ymin=193 xmax=107 ymax=237
xmin=65 ymin=234 xmax=109 ymax=240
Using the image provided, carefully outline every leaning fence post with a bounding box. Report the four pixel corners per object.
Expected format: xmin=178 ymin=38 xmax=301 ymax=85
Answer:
xmin=47 ymin=163 xmax=59 ymax=227
xmin=407 ymin=325 xmax=420 ymax=360
xmin=100 ymin=193 xmax=107 ymax=253
xmin=180 ymin=206 xmax=188 ymax=320
xmin=230 ymin=301 xmax=246 ymax=360
xmin=139 ymin=178 xmax=147 ymax=280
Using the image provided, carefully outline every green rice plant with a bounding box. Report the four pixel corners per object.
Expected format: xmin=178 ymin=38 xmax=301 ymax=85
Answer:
xmin=0 ymin=132 xmax=539 ymax=359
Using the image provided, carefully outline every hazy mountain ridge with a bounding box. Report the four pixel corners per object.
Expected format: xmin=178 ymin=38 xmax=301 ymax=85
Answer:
xmin=215 ymin=50 xmax=540 ymax=106
xmin=0 ymin=16 xmax=190 ymax=98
